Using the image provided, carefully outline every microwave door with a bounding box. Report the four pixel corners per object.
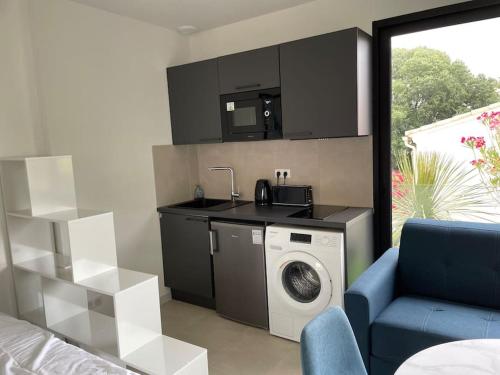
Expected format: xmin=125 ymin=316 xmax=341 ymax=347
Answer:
xmin=220 ymin=87 xmax=282 ymax=142
xmin=227 ymin=99 xmax=265 ymax=134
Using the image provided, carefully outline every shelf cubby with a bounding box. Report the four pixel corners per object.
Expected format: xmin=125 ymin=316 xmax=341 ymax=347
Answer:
xmin=6 ymin=210 xmax=117 ymax=282
xmin=14 ymin=253 xmax=74 ymax=282
xmin=43 ymin=277 xmax=119 ymax=356
xmin=0 ymin=156 xmax=77 ymax=216
xmin=7 ymin=215 xmax=55 ymax=264
xmin=13 ymin=268 xmax=46 ymax=328
xmin=79 ymin=269 xmax=162 ymax=357
xmin=42 ymin=271 xmax=161 ymax=358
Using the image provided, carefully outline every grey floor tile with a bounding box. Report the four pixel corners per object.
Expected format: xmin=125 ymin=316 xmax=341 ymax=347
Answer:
xmin=161 ymin=300 xmax=301 ymax=375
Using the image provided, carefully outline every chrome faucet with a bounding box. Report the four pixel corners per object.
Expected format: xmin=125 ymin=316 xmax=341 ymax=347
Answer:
xmin=208 ymin=167 xmax=240 ymax=201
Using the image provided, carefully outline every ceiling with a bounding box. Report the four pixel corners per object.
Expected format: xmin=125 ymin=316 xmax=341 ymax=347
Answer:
xmin=69 ymin=0 xmax=316 ymax=34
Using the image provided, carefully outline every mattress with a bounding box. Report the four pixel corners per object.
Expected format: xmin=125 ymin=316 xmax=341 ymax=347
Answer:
xmin=0 ymin=312 xmax=136 ymax=375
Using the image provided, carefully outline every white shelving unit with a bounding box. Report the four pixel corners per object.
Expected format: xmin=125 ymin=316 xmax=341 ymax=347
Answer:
xmin=0 ymin=156 xmax=208 ymax=375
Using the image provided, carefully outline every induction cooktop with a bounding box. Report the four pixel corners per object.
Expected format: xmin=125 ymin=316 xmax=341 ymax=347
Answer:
xmin=289 ymin=205 xmax=348 ymax=220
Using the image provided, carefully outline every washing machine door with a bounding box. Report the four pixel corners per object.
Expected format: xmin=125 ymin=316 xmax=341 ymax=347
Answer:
xmin=274 ymin=252 xmax=332 ymax=315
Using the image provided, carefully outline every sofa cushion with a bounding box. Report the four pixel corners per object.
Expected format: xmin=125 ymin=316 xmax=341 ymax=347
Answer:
xmin=372 ymin=295 xmax=500 ymax=363
xmin=398 ymin=219 xmax=500 ymax=309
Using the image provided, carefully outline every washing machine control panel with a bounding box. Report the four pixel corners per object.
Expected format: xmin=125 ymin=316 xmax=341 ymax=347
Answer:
xmin=314 ymin=234 xmax=339 ymax=248
xmin=287 ymin=231 xmax=340 ymax=250
xmin=290 ymin=232 xmax=312 ymax=244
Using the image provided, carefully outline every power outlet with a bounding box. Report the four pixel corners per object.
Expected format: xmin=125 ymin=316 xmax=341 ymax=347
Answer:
xmin=275 ymin=169 xmax=291 ymax=180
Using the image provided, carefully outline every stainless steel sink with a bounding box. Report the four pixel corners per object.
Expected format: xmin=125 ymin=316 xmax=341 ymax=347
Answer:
xmin=170 ymin=198 xmax=251 ymax=211
xmin=208 ymin=200 xmax=251 ymax=211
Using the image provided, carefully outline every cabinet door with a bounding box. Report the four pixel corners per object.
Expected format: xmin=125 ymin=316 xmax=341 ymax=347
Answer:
xmin=218 ymin=46 xmax=280 ymax=94
xmin=280 ymin=29 xmax=359 ymax=139
xmin=211 ymin=222 xmax=268 ymax=329
xmin=167 ymin=59 xmax=222 ymax=145
xmin=160 ymin=213 xmax=213 ymax=299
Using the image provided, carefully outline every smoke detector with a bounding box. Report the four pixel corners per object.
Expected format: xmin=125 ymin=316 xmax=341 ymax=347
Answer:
xmin=177 ymin=25 xmax=199 ymax=35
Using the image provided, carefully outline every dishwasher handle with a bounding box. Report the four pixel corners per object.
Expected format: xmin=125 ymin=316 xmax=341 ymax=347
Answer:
xmin=209 ymin=230 xmax=218 ymax=255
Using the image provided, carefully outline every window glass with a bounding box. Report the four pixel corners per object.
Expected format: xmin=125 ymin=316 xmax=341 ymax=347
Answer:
xmin=391 ymin=18 xmax=500 ymax=245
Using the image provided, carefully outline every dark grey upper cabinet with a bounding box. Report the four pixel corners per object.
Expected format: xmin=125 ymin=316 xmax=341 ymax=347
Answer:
xmin=280 ymin=28 xmax=372 ymax=139
xmin=218 ymin=46 xmax=280 ymax=94
xmin=167 ymin=59 xmax=222 ymax=145
xmin=160 ymin=213 xmax=213 ymax=300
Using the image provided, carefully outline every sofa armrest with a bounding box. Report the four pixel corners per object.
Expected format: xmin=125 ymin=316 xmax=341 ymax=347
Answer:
xmin=344 ymin=247 xmax=399 ymax=369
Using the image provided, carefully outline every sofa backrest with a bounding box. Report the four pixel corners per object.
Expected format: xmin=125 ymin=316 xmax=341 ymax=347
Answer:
xmin=398 ymin=218 xmax=500 ymax=309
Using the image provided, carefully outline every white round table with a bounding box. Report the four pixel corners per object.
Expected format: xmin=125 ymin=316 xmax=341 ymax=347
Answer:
xmin=395 ymin=339 xmax=500 ymax=375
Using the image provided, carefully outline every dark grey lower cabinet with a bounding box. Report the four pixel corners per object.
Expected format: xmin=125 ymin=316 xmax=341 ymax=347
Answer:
xmin=160 ymin=213 xmax=214 ymax=308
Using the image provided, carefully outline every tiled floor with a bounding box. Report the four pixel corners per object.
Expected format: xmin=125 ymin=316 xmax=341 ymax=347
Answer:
xmin=161 ymin=300 xmax=301 ymax=375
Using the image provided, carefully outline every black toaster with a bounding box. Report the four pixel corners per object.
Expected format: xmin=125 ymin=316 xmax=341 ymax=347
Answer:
xmin=271 ymin=185 xmax=313 ymax=206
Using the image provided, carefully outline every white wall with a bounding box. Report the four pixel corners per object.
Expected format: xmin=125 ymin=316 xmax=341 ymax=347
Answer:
xmin=28 ymin=0 xmax=190 ymax=297
xmin=411 ymin=119 xmax=494 ymax=163
xmin=188 ymin=0 xmax=467 ymax=60
xmin=0 ymin=0 xmax=42 ymax=315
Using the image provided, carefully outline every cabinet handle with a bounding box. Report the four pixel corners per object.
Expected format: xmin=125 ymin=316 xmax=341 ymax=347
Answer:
xmin=185 ymin=217 xmax=208 ymax=223
xmin=199 ymin=137 xmax=221 ymax=143
xmin=285 ymin=131 xmax=313 ymax=138
xmin=209 ymin=230 xmax=218 ymax=254
xmin=235 ymin=83 xmax=261 ymax=90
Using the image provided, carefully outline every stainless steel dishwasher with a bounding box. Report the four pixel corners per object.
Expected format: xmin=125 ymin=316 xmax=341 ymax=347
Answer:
xmin=209 ymin=221 xmax=268 ymax=329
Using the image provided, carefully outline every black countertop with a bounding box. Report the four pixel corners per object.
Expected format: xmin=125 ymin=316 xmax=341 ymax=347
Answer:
xmin=158 ymin=201 xmax=372 ymax=230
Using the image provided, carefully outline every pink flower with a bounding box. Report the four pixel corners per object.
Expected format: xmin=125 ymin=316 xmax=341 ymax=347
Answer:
xmin=392 ymin=170 xmax=404 ymax=183
xmin=471 ymin=159 xmax=485 ymax=167
xmin=461 ymin=136 xmax=487 ymax=148
xmin=477 ymin=111 xmax=500 ymax=130
xmin=461 ymin=136 xmax=479 ymax=148
xmin=474 ymin=137 xmax=486 ymax=148
xmin=392 ymin=170 xmax=407 ymax=200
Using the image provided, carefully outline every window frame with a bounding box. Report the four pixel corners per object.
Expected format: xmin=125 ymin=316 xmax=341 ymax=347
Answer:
xmin=372 ymin=0 xmax=500 ymax=257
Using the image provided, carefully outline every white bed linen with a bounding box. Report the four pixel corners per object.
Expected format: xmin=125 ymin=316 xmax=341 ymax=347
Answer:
xmin=0 ymin=313 xmax=136 ymax=375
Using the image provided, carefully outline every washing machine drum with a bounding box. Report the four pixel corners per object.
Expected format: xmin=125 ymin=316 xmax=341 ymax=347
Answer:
xmin=282 ymin=261 xmax=321 ymax=303
xmin=275 ymin=252 xmax=333 ymax=314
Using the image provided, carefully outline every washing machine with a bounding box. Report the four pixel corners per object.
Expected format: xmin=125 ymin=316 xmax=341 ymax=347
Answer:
xmin=265 ymin=224 xmax=345 ymax=342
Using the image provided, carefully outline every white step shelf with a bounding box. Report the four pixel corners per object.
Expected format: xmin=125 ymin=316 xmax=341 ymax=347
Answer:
xmin=0 ymin=156 xmax=208 ymax=375
xmin=7 ymin=208 xmax=118 ymax=282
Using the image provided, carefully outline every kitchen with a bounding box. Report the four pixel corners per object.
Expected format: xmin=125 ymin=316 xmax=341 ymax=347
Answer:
xmin=4 ymin=0 xmax=487 ymax=374
xmin=153 ymin=26 xmax=373 ymax=350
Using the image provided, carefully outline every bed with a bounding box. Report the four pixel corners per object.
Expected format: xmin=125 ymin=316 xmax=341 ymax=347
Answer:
xmin=0 ymin=312 xmax=136 ymax=375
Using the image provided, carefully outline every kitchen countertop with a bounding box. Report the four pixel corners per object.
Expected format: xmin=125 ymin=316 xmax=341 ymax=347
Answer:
xmin=157 ymin=202 xmax=372 ymax=230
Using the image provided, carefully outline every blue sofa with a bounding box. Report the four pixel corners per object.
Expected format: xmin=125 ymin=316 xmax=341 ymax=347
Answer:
xmin=345 ymin=218 xmax=500 ymax=375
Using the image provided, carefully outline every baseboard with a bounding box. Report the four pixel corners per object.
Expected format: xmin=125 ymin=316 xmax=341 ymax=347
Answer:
xmin=171 ymin=289 xmax=216 ymax=309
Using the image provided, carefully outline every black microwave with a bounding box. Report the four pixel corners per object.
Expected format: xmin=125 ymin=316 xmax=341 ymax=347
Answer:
xmin=220 ymin=87 xmax=282 ymax=142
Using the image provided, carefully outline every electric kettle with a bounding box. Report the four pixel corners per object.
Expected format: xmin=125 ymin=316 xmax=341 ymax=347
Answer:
xmin=255 ymin=179 xmax=272 ymax=205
